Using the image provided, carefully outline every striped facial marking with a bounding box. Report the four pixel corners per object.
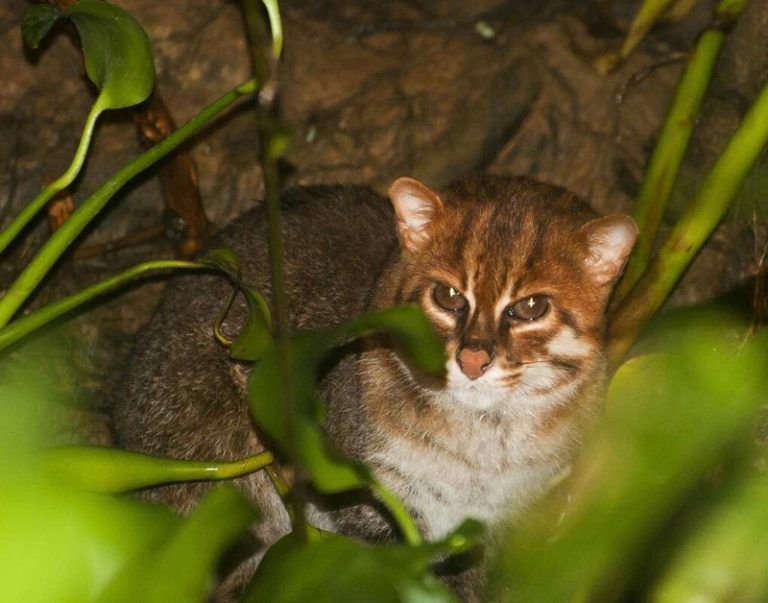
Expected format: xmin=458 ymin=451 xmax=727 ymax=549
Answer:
xmin=388 ymin=176 xmax=636 ymax=412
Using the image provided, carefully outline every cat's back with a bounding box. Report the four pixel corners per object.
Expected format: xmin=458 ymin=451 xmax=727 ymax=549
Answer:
xmin=112 ymin=184 xmax=396 ymax=475
xmin=217 ymin=183 xmax=397 ymax=328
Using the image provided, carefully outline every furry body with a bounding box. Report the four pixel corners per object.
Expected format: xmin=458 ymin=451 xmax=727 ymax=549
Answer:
xmin=113 ymin=175 xmax=636 ymax=600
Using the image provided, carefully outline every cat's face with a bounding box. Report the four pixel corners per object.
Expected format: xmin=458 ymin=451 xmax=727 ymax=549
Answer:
xmin=388 ymin=175 xmax=637 ymax=413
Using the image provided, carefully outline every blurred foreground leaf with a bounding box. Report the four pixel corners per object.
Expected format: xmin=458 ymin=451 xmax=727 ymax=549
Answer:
xmin=43 ymin=445 xmax=274 ymax=493
xmin=243 ymin=520 xmax=482 ymax=603
xmin=651 ymin=474 xmax=768 ymax=603
xmin=488 ymin=325 xmax=768 ymax=602
xmin=1 ymin=345 xmax=256 ymax=603
xmin=1 ymin=478 xmax=177 ymax=603
xmin=98 ymin=486 xmax=256 ymax=603
xmin=0 ymin=352 xmax=177 ymax=602
xmin=248 ymin=305 xmax=444 ymax=494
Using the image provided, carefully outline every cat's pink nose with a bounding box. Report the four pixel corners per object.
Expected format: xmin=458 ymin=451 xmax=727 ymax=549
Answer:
xmin=457 ymin=347 xmax=493 ymax=380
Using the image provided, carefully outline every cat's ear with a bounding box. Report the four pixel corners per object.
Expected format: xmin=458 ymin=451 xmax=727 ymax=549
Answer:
xmin=581 ymin=214 xmax=638 ymax=285
xmin=388 ymin=177 xmax=443 ymax=253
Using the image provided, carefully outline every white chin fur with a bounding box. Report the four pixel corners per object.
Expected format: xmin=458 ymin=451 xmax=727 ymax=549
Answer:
xmin=443 ymin=361 xmax=516 ymax=411
xmin=442 ymin=358 xmax=570 ymax=413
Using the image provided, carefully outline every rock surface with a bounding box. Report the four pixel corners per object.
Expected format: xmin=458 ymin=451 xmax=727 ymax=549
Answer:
xmin=0 ymin=0 xmax=765 ymax=441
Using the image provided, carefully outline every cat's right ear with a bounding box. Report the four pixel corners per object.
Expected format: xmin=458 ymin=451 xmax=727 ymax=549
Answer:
xmin=581 ymin=214 xmax=638 ymax=285
xmin=388 ymin=177 xmax=443 ymax=253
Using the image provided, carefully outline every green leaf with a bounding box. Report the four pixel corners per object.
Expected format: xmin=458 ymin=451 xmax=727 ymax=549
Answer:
xmin=488 ymin=327 xmax=768 ymax=602
xmin=21 ymin=3 xmax=61 ymax=49
xmin=230 ymin=287 xmax=273 ymax=361
xmin=0 ymin=350 xmax=181 ymax=603
xmin=249 ymin=332 xmax=370 ymax=493
xmin=199 ymin=249 xmax=274 ymax=359
xmin=63 ymin=0 xmax=155 ymax=109
xmin=335 ymin=306 xmax=445 ymax=377
xmin=248 ymin=305 xmax=443 ymax=494
xmin=242 ymin=531 xmax=463 ymax=603
xmin=98 ymin=486 xmax=257 ymax=603
xmin=651 ymin=475 xmax=768 ymax=603
xmin=0 ymin=479 xmax=178 ymax=603
xmin=200 ymin=247 xmax=242 ymax=280
xmin=42 ymin=445 xmax=274 ymax=493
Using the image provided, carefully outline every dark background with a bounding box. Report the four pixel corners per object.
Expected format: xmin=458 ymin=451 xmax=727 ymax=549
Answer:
xmin=1 ymin=0 xmax=767 ymax=441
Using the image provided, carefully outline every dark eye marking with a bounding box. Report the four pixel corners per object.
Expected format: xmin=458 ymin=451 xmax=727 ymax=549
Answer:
xmin=432 ymin=283 xmax=468 ymax=313
xmin=549 ymin=357 xmax=583 ymax=373
xmin=506 ymin=294 xmax=549 ymax=321
xmin=558 ymin=308 xmax=582 ymax=335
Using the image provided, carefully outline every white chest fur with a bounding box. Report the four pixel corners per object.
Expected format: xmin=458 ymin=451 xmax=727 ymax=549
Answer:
xmin=367 ymin=401 xmax=573 ymax=540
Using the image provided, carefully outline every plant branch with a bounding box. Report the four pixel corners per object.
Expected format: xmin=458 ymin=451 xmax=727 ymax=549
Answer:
xmin=134 ymin=91 xmax=211 ymax=258
xmin=241 ymin=0 xmax=307 ymax=542
xmin=0 ymin=260 xmax=205 ymax=353
xmin=373 ymin=480 xmax=422 ymax=546
xmin=0 ymin=95 xmax=104 ymax=255
xmin=609 ymin=79 xmax=768 ymax=366
xmin=43 ymin=445 xmax=274 ymax=494
xmin=260 ymin=130 xmax=309 ymax=539
xmin=0 ymin=79 xmax=257 ymax=329
xmin=614 ymin=0 xmax=749 ymax=303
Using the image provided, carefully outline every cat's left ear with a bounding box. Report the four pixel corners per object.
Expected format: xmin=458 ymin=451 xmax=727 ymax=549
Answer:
xmin=388 ymin=177 xmax=443 ymax=253
xmin=581 ymin=214 xmax=638 ymax=285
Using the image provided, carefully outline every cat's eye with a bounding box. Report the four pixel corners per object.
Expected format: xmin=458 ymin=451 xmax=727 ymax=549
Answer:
xmin=432 ymin=283 xmax=468 ymax=312
xmin=507 ymin=294 xmax=549 ymax=321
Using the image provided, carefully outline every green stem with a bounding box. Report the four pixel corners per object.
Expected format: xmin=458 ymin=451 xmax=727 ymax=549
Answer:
xmin=262 ymin=0 xmax=283 ymax=59
xmin=615 ymin=0 xmax=749 ymax=303
xmin=0 ymin=79 xmax=257 ymax=329
xmin=43 ymin=445 xmax=274 ymax=494
xmin=242 ymin=0 xmax=302 ymax=542
xmin=0 ymin=260 xmax=204 ymax=353
xmin=373 ymin=480 xmax=422 ymax=546
xmin=265 ymin=462 xmax=291 ymax=500
xmin=609 ymin=79 xmax=768 ymax=366
xmin=620 ymin=0 xmax=676 ymax=61
xmin=0 ymin=95 xmax=105 ymax=255
xmin=261 ymin=141 xmax=310 ymax=541
xmin=615 ymin=29 xmax=725 ymax=303
xmin=243 ymin=0 xmax=271 ymax=86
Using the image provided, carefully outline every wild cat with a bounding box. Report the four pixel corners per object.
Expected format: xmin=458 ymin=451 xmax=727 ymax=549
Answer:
xmin=112 ymin=174 xmax=637 ymax=600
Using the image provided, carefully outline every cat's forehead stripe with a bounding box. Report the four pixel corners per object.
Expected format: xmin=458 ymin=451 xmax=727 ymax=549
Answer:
xmin=459 ymin=206 xmax=546 ymax=310
xmin=451 ymin=208 xmax=478 ymax=265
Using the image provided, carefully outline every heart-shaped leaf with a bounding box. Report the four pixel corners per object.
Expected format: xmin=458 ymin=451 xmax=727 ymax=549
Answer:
xmin=63 ymin=0 xmax=155 ymax=109
xmin=21 ymin=3 xmax=61 ymax=49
